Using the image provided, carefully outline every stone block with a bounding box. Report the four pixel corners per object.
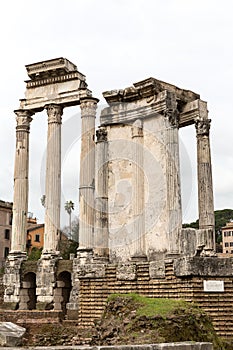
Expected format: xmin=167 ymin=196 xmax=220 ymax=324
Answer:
xmin=116 ymin=263 xmax=136 ymax=280
xmin=174 ymin=256 xmax=233 ymax=277
xmin=57 ymin=280 xmax=65 ymax=288
xmin=22 ymin=281 xmax=32 ymax=288
xmin=54 ymin=288 xmax=63 ymax=296
xmin=0 ymin=322 xmax=26 ymax=346
xmin=149 ymin=260 xmax=165 ymax=278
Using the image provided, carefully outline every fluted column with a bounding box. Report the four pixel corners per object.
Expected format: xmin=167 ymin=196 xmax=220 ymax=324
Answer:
xmin=195 ymin=117 xmax=214 ymax=231
xmin=94 ymin=127 xmax=109 ymax=260
xmin=78 ymin=97 xmax=98 ymax=252
xmin=165 ymin=103 xmax=182 ymax=255
xmin=131 ymin=119 xmax=146 ymax=260
xmin=43 ymin=104 xmax=63 ymax=254
xmin=11 ymin=110 xmax=33 ymax=254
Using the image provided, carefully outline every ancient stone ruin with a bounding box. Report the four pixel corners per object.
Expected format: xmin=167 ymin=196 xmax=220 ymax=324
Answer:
xmin=2 ymin=58 xmax=233 ymax=337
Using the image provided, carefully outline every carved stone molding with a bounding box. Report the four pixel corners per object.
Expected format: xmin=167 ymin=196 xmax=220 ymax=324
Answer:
xmin=80 ymin=98 xmax=98 ymax=118
xmin=96 ymin=128 xmax=107 ymax=142
xmin=195 ymin=118 xmax=211 ymax=136
xmin=46 ymin=104 xmax=63 ymax=124
xmin=15 ymin=110 xmax=33 ymax=132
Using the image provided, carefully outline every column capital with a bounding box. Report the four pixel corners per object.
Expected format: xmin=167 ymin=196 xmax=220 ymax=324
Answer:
xmin=131 ymin=119 xmax=143 ymax=138
xmin=14 ymin=109 xmax=34 ymax=132
xmin=164 ymin=107 xmax=179 ymax=128
xmin=80 ymin=97 xmax=99 ymax=118
xmin=45 ymin=104 xmax=63 ymax=124
xmin=195 ymin=118 xmax=211 ymax=136
xmin=96 ymin=127 xmax=107 ymax=142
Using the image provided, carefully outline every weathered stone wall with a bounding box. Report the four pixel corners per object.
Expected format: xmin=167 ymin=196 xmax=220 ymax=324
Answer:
xmin=0 ymin=310 xmax=62 ymax=323
xmin=106 ymin=112 xmax=182 ymax=261
xmin=74 ymin=260 xmax=233 ymax=338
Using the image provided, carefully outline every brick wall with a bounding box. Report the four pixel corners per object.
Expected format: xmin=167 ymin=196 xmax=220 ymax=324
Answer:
xmin=76 ymin=261 xmax=233 ymax=338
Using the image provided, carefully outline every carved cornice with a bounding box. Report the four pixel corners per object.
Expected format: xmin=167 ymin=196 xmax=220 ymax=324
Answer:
xmin=195 ymin=118 xmax=211 ymax=136
xmin=179 ymin=100 xmax=208 ymax=128
xmin=46 ymin=104 xmax=63 ymax=124
xmin=100 ymin=90 xmax=168 ymax=125
xmin=80 ymin=98 xmax=98 ymax=118
xmin=25 ymin=57 xmax=77 ymax=80
xmin=96 ymin=128 xmax=108 ymax=142
xmin=103 ymin=77 xmax=199 ymax=105
xmin=14 ymin=109 xmax=34 ymax=132
xmin=26 ymin=72 xmax=87 ymax=89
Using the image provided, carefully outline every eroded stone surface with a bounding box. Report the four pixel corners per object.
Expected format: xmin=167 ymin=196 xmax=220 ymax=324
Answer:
xmin=0 ymin=322 xmax=25 ymax=346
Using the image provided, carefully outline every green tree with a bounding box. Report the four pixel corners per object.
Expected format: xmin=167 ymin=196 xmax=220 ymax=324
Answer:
xmin=62 ymin=216 xmax=79 ymax=243
xmin=183 ymin=209 xmax=233 ymax=243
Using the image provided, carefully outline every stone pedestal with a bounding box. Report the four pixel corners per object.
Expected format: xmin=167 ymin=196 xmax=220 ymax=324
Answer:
xmin=43 ymin=104 xmax=63 ymax=255
xmin=3 ymin=254 xmax=26 ymax=308
xmin=78 ymin=98 xmax=98 ymax=254
xmin=36 ymin=254 xmax=59 ymax=309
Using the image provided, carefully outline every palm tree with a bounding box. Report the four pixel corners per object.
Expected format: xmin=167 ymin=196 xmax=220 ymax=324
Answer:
xmin=40 ymin=195 xmax=46 ymax=208
xmin=64 ymin=200 xmax=74 ymax=239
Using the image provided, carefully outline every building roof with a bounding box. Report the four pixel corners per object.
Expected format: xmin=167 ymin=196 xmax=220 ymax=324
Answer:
xmin=222 ymin=222 xmax=233 ymax=230
xmin=27 ymin=224 xmax=44 ymax=232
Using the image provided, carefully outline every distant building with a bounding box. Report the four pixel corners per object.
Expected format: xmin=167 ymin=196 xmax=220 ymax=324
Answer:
xmin=27 ymin=220 xmax=44 ymax=253
xmin=222 ymin=222 xmax=233 ymax=254
xmin=0 ymin=201 xmax=13 ymax=268
xmin=0 ymin=203 xmax=45 ymax=266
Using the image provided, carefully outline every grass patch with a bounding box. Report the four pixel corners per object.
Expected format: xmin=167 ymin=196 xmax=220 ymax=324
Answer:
xmin=108 ymin=293 xmax=188 ymax=318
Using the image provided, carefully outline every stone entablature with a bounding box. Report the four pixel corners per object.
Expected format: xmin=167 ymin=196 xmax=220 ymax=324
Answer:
xmin=101 ymin=77 xmax=205 ymax=128
xmin=20 ymin=57 xmax=92 ymax=112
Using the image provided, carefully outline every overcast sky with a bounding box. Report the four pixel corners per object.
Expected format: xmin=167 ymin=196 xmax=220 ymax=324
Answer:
xmin=0 ymin=0 xmax=232 ymax=227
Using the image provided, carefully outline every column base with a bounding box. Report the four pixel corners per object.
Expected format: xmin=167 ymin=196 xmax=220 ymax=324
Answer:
xmin=41 ymin=250 xmax=60 ymax=259
xmin=165 ymin=252 xmax=181 ymax=260
xmin=76 ymin=248 xmax=94 ymax=264
xmin=131 ymin=254 xmax=147 ymax=262
xmin=3 ymin=254 xmax=26 ymax=306
xmin=8 ymin=251 xmax=27 ymax=260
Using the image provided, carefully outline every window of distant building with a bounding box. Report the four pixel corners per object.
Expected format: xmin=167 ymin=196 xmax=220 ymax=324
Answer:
xmin=230 ymin=242 xmax=233 ymax=247
xmin=35 ymin=234 xmax=40 ymax=242
xmin=225 ymin=242 xmax=229 ymax=247
xmin=4 ymin=247 xmax=9 ymax=258
xmin=9 ymin=214 xmax=13 ymax=225
xmin=4 ymin=229 xmax=10 ymax=240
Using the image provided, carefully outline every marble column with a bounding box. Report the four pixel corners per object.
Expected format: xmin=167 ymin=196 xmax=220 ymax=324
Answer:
xmin=11 ymin=110 xmax=33 ymax=255
xmin=131 ymin=119 xmax=146 ymax=260
xmin=94 ymin=127 xmax=109 ymax=260
xmin=43 ymin=104 xmax=63 ymax=254
xmin=78 ymin=97 xmax=98 ymax=253
xmin=165 ymin=105 xmax=182 ymax=255
xmin=195 ymin=117 xmax=215 ymax=231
